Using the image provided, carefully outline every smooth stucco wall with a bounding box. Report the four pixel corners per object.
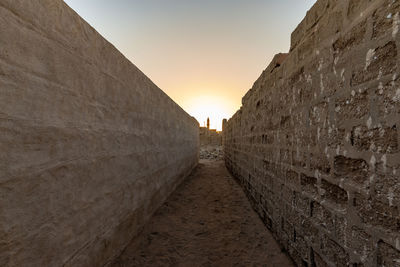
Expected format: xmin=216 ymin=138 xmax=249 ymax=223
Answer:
xmin=0 ymin=1 xmax=199 ymax=266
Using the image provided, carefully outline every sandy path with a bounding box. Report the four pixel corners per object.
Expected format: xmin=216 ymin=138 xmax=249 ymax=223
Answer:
xmin=112 ymin=160 xmax=294 ymax=267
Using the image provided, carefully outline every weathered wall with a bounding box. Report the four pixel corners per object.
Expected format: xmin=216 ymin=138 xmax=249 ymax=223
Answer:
xmin=224 ymin=0 xmax=400 ymax=266
xmin=0 ymin=1 xmax=198 ymax=266
xmin=200 ymin=127 xmax=222 ymax=146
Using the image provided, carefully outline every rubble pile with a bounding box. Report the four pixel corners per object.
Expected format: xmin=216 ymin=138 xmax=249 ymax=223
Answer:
xmin=199 ymin=145 xmax=224 ymax=160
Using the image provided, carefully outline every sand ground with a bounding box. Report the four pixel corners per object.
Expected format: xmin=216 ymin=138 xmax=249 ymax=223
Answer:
xmin=112 ymin=160 xmax=294 ymax=267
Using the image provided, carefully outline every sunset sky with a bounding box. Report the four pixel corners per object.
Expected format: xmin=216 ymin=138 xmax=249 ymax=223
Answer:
xmin=64 ymin=0 xmax=316 ymax=130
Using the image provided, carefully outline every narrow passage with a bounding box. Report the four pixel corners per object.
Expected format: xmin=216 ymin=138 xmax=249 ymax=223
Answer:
xmin=112 ymin=160 xmax=294 ymax=267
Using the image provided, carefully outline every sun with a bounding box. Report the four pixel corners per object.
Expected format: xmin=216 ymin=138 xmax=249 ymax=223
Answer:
xmin=185 ymin=95 xmax=232 ymax=131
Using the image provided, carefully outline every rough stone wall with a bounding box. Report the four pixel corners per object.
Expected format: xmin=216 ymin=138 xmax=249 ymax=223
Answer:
xmin=0 ymin=1 xmax=198 ymax=266
xmin=224 ymin=0 xmax=400 ymax=266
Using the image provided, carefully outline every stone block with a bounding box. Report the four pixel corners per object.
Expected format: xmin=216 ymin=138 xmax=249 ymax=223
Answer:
xmin=301 ymin=173 xmax=319 ymax=196
xmin=320 ymin=179 xmax=348 ymax=206
xmin=292 ymin=150 xmax=308 ymax=169
xmin=310 ymin=101 xmax=329 ymax=126
xmin=351 ymin=124 xmax=398 ymax=154
xmin=311 ymin=202 xmax=334 ymax=232
xmin=292 ymin=192 xmax=311 ymax=216
xmin=351 ymin=41 xmax=397 ymax=86
xmin=374 ymin=169 xmax=400 ymax=207
xmin=333 ymin=19 xmax=367 ymax=52
xmin=320 ymin=236 xmax=350 ymax=266
xmin=310 ymin=152 xmax=331 ymax=174
xmin=328 ymin=127 xmax=346 ymax=149
xmin=354 ymin=193 xmax=400 ymax=232
xmin=347 ymin=0 xmax=370 ymax=21
xmin=335 ymin=89 xmax=369 ymax=121
xmin=372 ymin=0 xmax=400 ymax=39
xmin=285 ymin=169 xmax=300 ymax=186
xmin=350 ymin=226 xmax=374 ymax=264
xmin=375 ymin=77 xmax=400 ymax=117
xmin=301 ymin=217 xmax=320 ymax=245
xmin=334 ymin=156 xmax=369 ymax=185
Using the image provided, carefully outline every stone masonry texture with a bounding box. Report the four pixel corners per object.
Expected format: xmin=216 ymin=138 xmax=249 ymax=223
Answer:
xmin=0 ymin=1 xmax=198 ymax=266
xmin=224 ymin=0 xmax=400 ymax=266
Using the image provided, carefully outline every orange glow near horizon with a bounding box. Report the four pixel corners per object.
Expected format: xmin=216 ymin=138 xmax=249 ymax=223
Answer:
xmin=183 ymin=94 xmax=237 ymax=131
xmin=163 ymin=81 xmax=242 ymax=131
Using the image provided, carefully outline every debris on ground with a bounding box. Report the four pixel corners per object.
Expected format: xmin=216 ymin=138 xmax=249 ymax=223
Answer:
xmin=199 ymin=145 xmax=224 ymax=160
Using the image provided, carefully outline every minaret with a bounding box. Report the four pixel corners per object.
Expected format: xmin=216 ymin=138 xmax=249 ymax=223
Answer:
xmin=207 ymin=117 xmax=210 ymax=129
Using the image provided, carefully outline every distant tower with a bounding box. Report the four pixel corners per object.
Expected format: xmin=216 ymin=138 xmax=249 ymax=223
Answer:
xmin=222 ymin=119 xmax=227 ymax=132
xmin=207 ymin=117 xmax=210 ymax=129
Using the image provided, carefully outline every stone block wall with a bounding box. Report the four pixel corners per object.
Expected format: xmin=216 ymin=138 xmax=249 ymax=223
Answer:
xmin=224 ymin=0 xmax=400 ymax=266
xmin=0 ymin=1 xmax=198 ymax=266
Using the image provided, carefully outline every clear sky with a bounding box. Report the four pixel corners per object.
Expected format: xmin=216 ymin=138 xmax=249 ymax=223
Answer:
xmin=64 ymin=0 xmax=316 ymax=130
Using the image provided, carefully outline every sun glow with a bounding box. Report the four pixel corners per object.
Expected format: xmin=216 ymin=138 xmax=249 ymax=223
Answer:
xmin=184 ymin=95 xmax=235 ymax=131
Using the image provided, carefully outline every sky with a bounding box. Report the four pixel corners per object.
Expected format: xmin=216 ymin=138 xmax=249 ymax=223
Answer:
xmin=64 ymin=0 xmax=317 ymax=130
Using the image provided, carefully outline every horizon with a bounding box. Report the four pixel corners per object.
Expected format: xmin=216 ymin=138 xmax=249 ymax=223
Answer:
xmin=64 ymin=0 xmax=317 ymax=130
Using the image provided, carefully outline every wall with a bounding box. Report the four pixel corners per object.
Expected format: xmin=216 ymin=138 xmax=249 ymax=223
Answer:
xmin=200 ymin=127 xmax=222 ymax=146
xmin=224 ymin=0 xmax=400 ymax=266
xmin=0 ymin=1 xmax=198 ymax=266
